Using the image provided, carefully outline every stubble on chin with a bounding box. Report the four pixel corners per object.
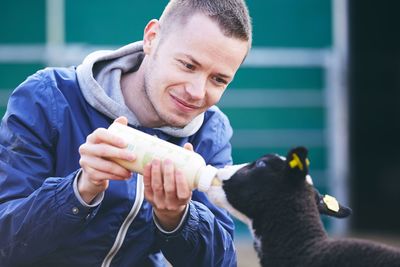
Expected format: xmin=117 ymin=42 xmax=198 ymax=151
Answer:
xmin=142 ymin=79 xmax=186 ymax=128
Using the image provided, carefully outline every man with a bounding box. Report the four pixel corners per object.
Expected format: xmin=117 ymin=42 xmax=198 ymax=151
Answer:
xmin=0 ymin=0 xmax=252 ymax=266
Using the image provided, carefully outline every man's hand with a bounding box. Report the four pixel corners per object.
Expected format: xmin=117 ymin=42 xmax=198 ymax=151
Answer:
xmin=78 ymin=117 xmax=136 ymax=204
xmin=143 ymin=143 xmax=194 ymax=231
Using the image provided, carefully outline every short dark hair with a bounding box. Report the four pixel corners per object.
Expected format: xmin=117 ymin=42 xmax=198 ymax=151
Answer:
xmin=159 ymin=0 xmax=252 ymax=47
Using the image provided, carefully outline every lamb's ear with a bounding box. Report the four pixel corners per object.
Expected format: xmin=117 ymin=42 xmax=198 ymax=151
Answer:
xmin=286 ymin=146 xmax=310 ymax=180
xmin=314 ymin=189 xmax=352 ymax=218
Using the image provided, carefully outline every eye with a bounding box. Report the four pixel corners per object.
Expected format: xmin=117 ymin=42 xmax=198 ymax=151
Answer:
xmin=212 ymin=76 xmax=228 ymax=85
xmin=178 ymin=60 xmax=195 ymax=70
xmin=255 ymin=159 xmax=267 ymax=168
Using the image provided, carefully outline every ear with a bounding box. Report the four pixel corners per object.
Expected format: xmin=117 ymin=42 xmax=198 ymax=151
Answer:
xmin=286 ymin=146 xmax=310 ymax=180
xmin=143 ymin=19 xmax=160 ymax=55
xmin=314 ymin=188 xmax=352 ymax=218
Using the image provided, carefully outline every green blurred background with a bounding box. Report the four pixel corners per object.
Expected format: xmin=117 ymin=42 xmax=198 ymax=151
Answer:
xmin=1 ymin=0 xmax=399 ymax=266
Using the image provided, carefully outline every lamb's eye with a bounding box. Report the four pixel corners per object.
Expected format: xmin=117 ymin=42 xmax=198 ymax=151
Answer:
xmin=255 ymin=160 xmax=267 ymax=168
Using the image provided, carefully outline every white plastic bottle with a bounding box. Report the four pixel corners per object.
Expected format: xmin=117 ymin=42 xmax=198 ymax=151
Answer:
xmin=107 ymin=122 xmax=222 ymax=192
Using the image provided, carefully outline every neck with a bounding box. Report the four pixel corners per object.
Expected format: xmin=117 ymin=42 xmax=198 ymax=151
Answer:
xmin=253 ymin=196 xmax=327 ymax=261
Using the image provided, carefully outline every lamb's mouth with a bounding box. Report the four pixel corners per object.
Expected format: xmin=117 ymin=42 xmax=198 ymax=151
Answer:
xmin=215 ymin=163 xmax=249 ymax=182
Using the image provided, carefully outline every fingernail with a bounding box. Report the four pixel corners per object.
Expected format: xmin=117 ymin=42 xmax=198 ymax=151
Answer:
xmin=118 ymin=137 xmax=127 ymax=146
xmin=126 ymin=153 xmax=135 ymax=161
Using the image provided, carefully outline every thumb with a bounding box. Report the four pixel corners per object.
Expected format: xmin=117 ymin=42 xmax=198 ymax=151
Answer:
xmin=114 ymin=116 xmax=128 ymax=125
xmin=183 ymin=143 xmax=194 ymax=152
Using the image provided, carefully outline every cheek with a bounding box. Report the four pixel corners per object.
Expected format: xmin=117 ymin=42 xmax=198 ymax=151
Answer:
xmin=205 ymin=87 xmax=225 ymax=105
xmin=160 ymin=69 xmax=190 ymax=90
xmin=147 ymin=58 xmax=179 ymax=86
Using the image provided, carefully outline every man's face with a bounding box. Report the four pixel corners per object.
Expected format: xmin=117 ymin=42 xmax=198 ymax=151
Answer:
xmin=142 ymin=14 xmax=249 ymax=128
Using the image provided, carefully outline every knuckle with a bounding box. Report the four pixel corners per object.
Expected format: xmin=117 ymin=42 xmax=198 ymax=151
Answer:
xmin=164 ymin=185 xmax=175 ymax=194
xmin=178 ymin=191 xmax=191 ymax=201
xmin=86 ymin=133 xmax=95 ymax=142
xmin=154 ymin=203 xmax=165 ymax=210
xmin=88 ymin=128 xmax=106 ymax=142
xmin=97 ymin=147 xmax=107 ymax=157
xmin=93 ymin=128 xmax=106 ymax=136
xmin=78 ymin=144 xmax=88 ymax=155
xmin=153 ymin=185 xmax=164 ymax=193
xmin=177 ymin=194 xmax=188 ymax=201
xmin=96 ymin=127 xmax=106 ymax=134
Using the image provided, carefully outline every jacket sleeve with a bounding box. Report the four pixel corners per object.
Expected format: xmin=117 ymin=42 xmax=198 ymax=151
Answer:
xmin=0 ymin=72 xmax=100 ymax=265
xmin=155 ymin=108 xmax=237 ymax=267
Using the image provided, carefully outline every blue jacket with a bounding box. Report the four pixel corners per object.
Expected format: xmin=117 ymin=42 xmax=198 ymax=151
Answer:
xmin=0 ymin=67 xmax=236 ymax=266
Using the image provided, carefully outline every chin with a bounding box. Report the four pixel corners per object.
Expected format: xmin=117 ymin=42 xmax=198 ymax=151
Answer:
xmin=163 ymin=112 xmax=199 ymax=128
xmin=161 ymin=116 xmax=190 ymax=128
xmin=171 ymin=119 xmax=193 ymax=128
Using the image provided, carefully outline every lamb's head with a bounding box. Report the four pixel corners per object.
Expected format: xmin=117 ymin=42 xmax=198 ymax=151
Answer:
xmin=207 ymin=146 xmax=352 ymax=225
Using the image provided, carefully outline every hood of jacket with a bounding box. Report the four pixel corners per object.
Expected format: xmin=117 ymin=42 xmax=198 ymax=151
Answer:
xmin=76 ymin=41 xmax=204 ymax=137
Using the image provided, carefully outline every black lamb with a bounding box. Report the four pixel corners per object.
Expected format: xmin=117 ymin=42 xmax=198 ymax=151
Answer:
xmin=207 ymin=146 xmax=400 ymax=267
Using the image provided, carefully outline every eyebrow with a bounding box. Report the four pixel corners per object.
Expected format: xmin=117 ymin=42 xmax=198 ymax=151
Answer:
xmin=181 ymin=53 xmax=232 ymax=80
xmin=183 ymin=54 xmax=202 ymax=67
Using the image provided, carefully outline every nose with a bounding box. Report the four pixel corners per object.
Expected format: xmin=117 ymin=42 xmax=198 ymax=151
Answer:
xmin=186 ymin=76 xmax=206 ymax=100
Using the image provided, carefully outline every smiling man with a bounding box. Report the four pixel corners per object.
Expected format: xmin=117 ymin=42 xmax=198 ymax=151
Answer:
xmin=0 ymin=0 xmax=252 ymax=266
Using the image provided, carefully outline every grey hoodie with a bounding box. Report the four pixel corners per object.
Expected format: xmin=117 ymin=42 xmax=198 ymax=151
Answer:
xmin=76 ymin=41 xmax=204 ymax=137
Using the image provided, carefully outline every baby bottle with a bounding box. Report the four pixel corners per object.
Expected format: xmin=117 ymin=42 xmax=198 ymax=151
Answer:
xmin=107 ymin=122 xmax=222 ymax=192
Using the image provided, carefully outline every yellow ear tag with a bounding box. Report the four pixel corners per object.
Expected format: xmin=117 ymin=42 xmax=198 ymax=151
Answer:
xmin=289 ymin=153 xmax=304 ymax=171
xmin=323 ymin=195 xmax=339 ymax=212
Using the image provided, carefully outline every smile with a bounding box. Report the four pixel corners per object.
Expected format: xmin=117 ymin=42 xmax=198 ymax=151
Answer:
xmin=170 ymin=94 xmax=201 ymax=111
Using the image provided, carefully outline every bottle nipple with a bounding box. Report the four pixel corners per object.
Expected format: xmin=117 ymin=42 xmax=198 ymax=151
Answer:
xmin=196 ymin=165 xmax=219 ymax=192
xmin=211 ymin=178 xmax=222 ymax=186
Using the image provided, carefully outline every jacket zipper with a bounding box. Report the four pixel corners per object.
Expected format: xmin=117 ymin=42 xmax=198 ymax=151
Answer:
xmin=101 ymin=174 xmax=144 ymax=267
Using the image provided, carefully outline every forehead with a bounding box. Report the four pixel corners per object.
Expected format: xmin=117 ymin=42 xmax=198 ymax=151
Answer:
xmin=256 ymin=154 xmax=286 ymax=170
xmin=262 ymin=153 xmax=284 ymax=161
xmin=159 ymin=13 xmax=248 ymax=75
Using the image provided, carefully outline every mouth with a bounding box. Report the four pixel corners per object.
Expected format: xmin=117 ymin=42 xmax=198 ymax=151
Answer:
xmin=170 ymin=94 xmax=201 ymax=112
xmin=216 ymin=163 xmax=249 ymax=181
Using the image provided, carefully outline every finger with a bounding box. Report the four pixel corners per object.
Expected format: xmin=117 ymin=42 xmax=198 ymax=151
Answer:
xmin=175 ymin=169 xmax=191 ymax=201
xmin=183 ymin=142 xmax=194 ymax=152
xmin=80 ymin=155 xmax=132 ymax=178
xmin=81 ymin=166 xmax=107 ymax=186
xmin=82 ymin=166 xmax=131 ymax=183
xmin=79 ymin=143 xmax=135 ymax=162
xmin=114 ymin=116 xmax=128 ymax=125
xmin=143 ymin=163 xmax=154 ymax=202
xmin=151 ymin=159 xmax=165 ymax=208
xmin=163 ymin=159 xmax=176 ymax=208
xmin=87 ymin=128 xmax=127 ymax=148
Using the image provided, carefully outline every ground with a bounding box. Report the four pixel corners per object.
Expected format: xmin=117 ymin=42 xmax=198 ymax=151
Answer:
xmin=235 ymin=232 xmax=400 ymax=267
